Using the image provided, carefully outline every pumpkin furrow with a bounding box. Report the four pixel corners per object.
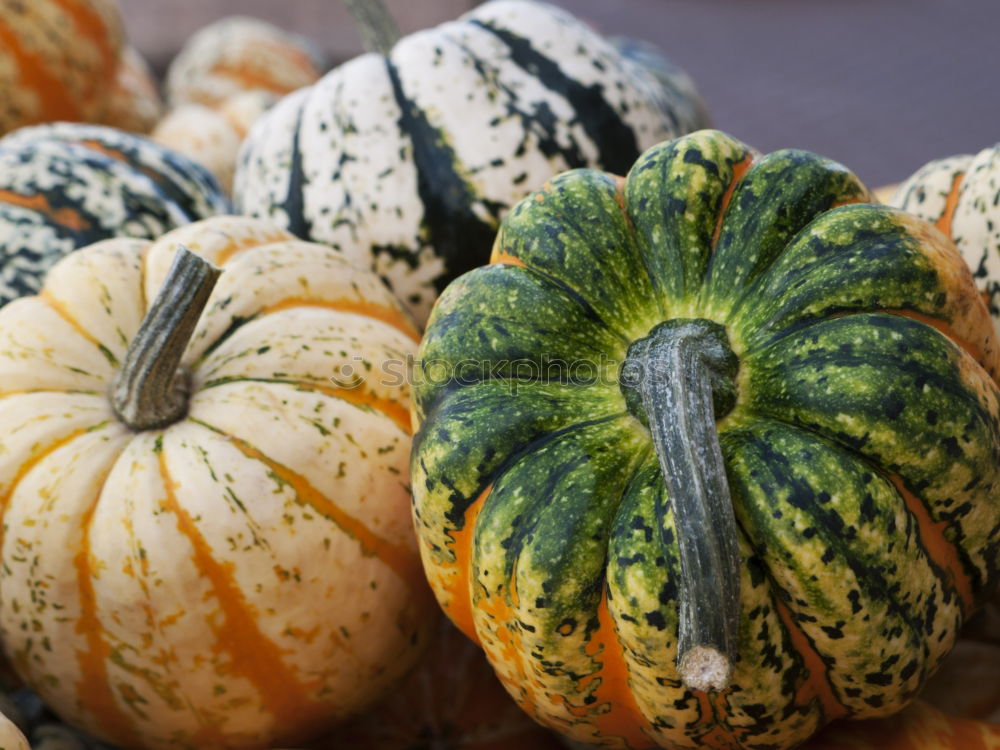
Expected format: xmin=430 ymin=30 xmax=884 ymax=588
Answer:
xmin=156 ymin=450 xmax=333 ymax=744
xmin=258 ymin=296 xmax=420 ymax=343
xmin=937 ymin=172 xmax=965 ymax=239
xmin=73 ymin=479 xmax=143 ymax=748
xmin=888 ymin=475 xmax=974 ymax=614
xmin=39 ymin=291 xmax=118 ymax=366
xmin=470 ymin=20 xmax=641 ymax=176
xmin=709 ymin=152 xmax=754 ymax=250
xmin=198 ymin=376 xmax=411 ymax=435
xmin=383 ymin=56 xmax=500 ymax=291
xmin=190 ymin=419 xmax=427 ymax=596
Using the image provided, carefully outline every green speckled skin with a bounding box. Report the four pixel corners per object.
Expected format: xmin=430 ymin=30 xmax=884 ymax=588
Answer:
xmin=410 ymin=130 xmax=1000 ymax=750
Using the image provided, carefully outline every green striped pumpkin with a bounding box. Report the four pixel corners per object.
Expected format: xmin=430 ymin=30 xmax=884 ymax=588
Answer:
xmin=0 ymin=122 xmax=229 ymax=307
xmin=234 ymin=0 xmax=705 ymax=323
xmin=410 ymin=130 xmax=1000 ymax=749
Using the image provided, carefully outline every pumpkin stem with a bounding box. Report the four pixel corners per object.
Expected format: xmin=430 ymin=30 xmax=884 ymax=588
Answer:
xmin=111 ymin=247 xmax=221 ymax=431
xmin=342 ymin=0 xmax=401 ymax=56
xmin=621 ymin=318 xmax=740 ymax=692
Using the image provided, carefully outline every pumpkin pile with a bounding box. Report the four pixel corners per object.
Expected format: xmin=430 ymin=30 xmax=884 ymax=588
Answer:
xmin=0 ymin=1 xmax=998 ymax=749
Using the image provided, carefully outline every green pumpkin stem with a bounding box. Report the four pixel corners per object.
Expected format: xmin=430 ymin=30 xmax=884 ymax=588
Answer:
xmin=342 ymin=0 xmax=401 ymax=56
xmin=628 ymin=318 xmax=740 ymax=692
xmin=111 ymin=247 xmax=221 ymax=431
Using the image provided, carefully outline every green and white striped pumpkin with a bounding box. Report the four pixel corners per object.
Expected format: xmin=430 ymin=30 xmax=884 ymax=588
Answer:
xmin=0 ymin=216 xmax=434 ymax=749
xmin=410 ymin=130 xmax=1000 ymax=749
xmin=889 ymin=144 xmax=1000 ymax=333
xmin=234 ymin=0 xmax=705 ymax=323
xmin=0 ymin=122 xmax=228 ymax=307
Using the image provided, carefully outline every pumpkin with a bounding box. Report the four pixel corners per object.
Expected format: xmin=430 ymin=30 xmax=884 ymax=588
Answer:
xmin=889 ymin=145 xmax=1000 ymax=332
xmin=410 ymin=129 xmax=1000 ymax=749
xmin=234 ymin=0 xmax=706 ymax=323
xmin=100 ymin=45 xmax=164 ymax=134
xmin=0 ymin=122 xmax=228 ymax=307
xmin=152 ymin=92 xmax=279 ymax=194
xmin=315 ymin=616 xmax=563 ymax=750
xmin=0 ymin=215 xmax=436 ymax=749
xmin=805 ymin=700 xmax=1000 ymax=749
xmin=0 ymin=0 xmax=123 ymax=136
xmin=164 ymin=16 xmax=325 ymax=109
xmin=0 ymin=705 xmax=28 ymax=750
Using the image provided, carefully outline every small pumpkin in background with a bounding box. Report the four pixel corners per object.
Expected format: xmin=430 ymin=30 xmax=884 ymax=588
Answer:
xmin=889 ymin=144 xmax=1000 ymax=332
xmin=804 ymin=700 xmax=1000 ymax=750
xmin=0 ymin=0 xmax=123 ymax=135
xmin=0 ymin=122 xmax=227 ymax=306
xmin=235 ymin=0 xmax=708 ymax=323
xmin=315 ymin=617 xmax=563 ymax=750
xmin=164 ymin=15 xmax=325 ymax=109
xmin=100 ymin=45 xmax=164 ymax=134
xmin=411 ymin=129 xmax=1000 ymax=749
xmin=152 ymin=91 xmax=279 ymax=194
xmin=0 ymin=215 xmax=435 ymax=749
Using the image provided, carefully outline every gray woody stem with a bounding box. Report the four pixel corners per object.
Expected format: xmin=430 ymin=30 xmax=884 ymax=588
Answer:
xmin=632 ymin=319 xmax=740 ymax=692
xmin=111 ymin=247 xmax=221 ymax=431
xmin=342 ymin=0 xmax=401 ymax=55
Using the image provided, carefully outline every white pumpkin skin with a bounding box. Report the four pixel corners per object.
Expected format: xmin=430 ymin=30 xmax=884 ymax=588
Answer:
xmin=0 ymin=217 xmax=434 ymax=749
xmin=891 ymin=147 xmax=1000 ymax=331
xmin=234 ymin=0 xmax=698 ymax=323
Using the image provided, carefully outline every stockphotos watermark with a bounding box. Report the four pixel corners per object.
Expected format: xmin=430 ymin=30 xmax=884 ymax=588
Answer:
xmin=329 ymin=354 xmax=638 ymax=391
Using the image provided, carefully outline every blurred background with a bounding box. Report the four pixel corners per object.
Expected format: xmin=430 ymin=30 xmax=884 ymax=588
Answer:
xmin=120 ymin=0 xmax=1000 ymax=188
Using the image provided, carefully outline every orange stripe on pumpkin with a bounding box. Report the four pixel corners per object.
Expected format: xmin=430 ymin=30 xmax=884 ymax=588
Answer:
xmin=887 ymin=474 xmax=974 ymax=614
xmin=210 ymin=231 xmax=296 ymax=266
xmin=260 ymin=297 xmax=421 ymax=343
xmin=0 ymin=19 xmax=80 ymax=121
xmin=202 ymin=427 xmax=429 ymax=597
xmin=773 ymin=597 xmax=848 ymax=722
xmin=39 ymin=290 xmax=110 ymax=356
xmin=711 ymin=154 xmax=755 ymax=249
xmin=937 ymin=172 xmax=965 ymax=239
xmin=569 ymin=592 xmax=656 ymax=747
xmin=0 ymin=426 xmax=91 ymax=553
xmin=0 ymin=190 xmax=91 ymax=232
xmin=73 ymin=490 xmax=143 ymax=748
xmin=157 ymin=452 xmax=332 ymax=745
xmin=441 ymin=486 xmax=490 ymax=644
xmin=206 ymin=378 xmax=412 ymax=436
xmin=51 ymin=0 xmax=118 ymax=75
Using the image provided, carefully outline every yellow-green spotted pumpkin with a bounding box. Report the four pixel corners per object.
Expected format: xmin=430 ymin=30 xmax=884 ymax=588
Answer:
xmin=0 ymin=216 xmax=435 ymax=749
xmin=410 ymin=130 xmax=1000 ymax=749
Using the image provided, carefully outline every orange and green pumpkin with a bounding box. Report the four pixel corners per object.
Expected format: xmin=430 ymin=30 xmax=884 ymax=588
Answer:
xmin=0 ymin=216 xmax=435 ymax=749
xmin=0 ymin=0 xmax=123 ymax=135
xmin=410 ymin=130 xmax=1000 ymax=749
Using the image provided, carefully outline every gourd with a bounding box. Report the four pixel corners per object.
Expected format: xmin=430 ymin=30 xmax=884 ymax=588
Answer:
xmin=0 ymin=711 xmax=28 ymax=750
xmin=0 ymin=216 xmax=435 ymax=749
xmin=318 ymin=617 xmax=563 ymax=750
xmin=889 ymin=145 xmax=1000 ymax=332
xmin=0 ymin=0 xmax=123 ymax=135
xmin=235 ymin=0 xmax=706 ymax=323
xmin=805 ymin=700 xmax=1000 ymax=749
xmin=410 ymin=129 xmax=1000 ymax=749
xmin=0 ymin=122 xmax=228 ymax=307
xmin=152 ymin=92 xmax=279 ymax=194
xmin=164 ymin=16 xmax=325 ymax=109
